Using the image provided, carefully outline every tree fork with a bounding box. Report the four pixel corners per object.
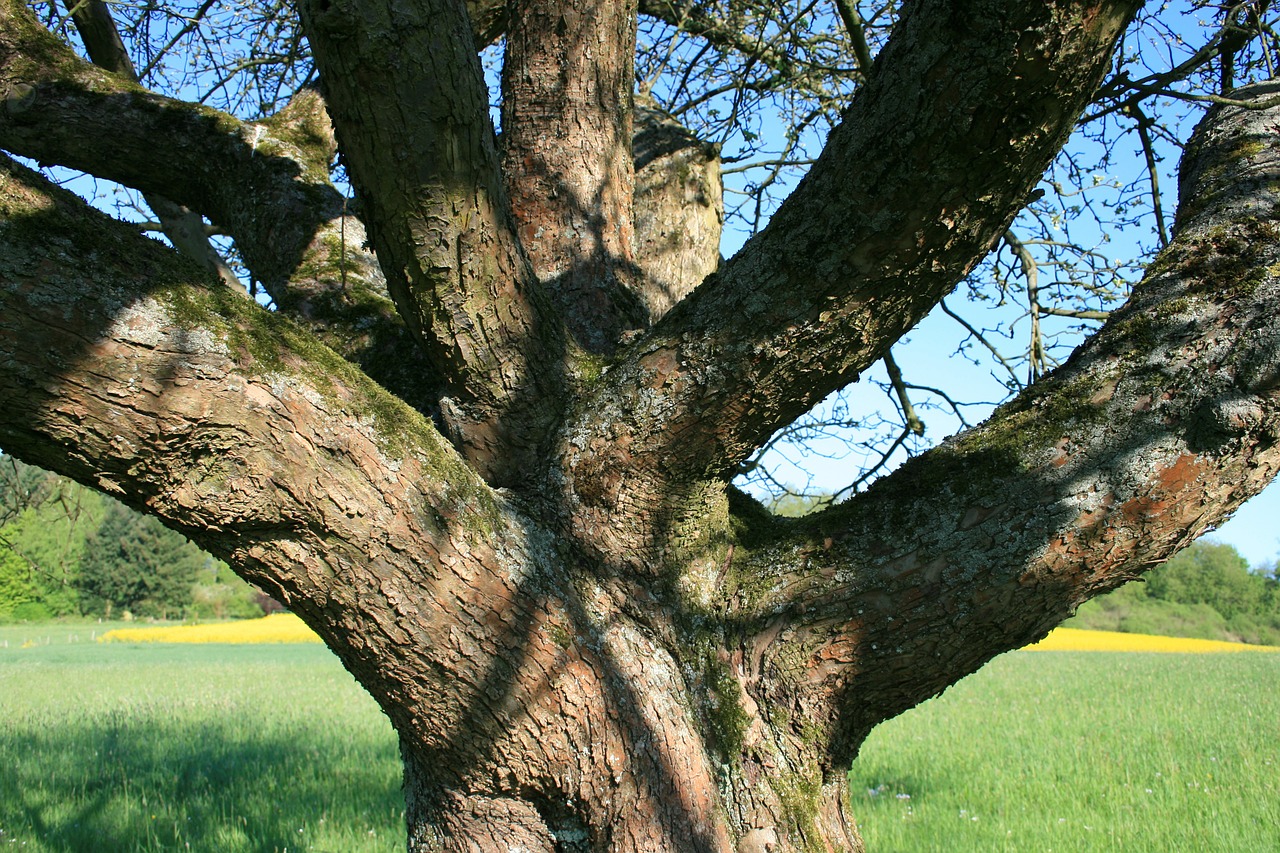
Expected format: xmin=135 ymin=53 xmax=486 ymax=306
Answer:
xmin=296 ymin=0 xmax=568 ymax=482
xmin=550 ymin=0 xmax=1143 ymax=556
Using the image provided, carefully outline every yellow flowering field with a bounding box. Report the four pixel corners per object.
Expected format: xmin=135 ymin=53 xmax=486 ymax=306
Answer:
xmin=1024 ymin=626 xmax=1280 ymax=653
xmin=95 ymin=616 xmax=1280 ymax=653
xmin=98 ymin=612 xmax=321 ymax=644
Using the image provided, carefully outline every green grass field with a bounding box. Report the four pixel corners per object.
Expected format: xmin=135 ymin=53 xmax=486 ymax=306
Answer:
xmin=851 ymin=651 xmax=1280 ymax=852
xmin=0 ymin=625 xmax=402 ymax=851
xmin=2 ymin=625 xmax=1278 ymax=851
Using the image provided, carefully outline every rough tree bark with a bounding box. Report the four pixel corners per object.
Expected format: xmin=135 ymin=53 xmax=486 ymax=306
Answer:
xmin=3 ymin=0 xmax=1280 ymax=850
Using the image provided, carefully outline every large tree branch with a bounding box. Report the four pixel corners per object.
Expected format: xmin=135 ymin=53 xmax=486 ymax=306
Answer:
xmin=297 ymin=0 xmax=568 ymax=480
xmin=558 ymin=0 xmax=1142 ymax=519
xmin=0 ymin=155 xmax=742 ymax=839
xmin=0 ymin=2 xmax=446 ymax=417
xmin=631 ymin=99 xmax=724 ymax=320
xmin=727 ymin=80 xmax=1280 ymax=776
xmin=0 ymin=149 xmax=542 ymax=769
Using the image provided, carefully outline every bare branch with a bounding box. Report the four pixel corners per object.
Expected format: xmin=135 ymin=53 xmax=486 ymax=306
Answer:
xmin=1004 ymin=229 xmax=1047 ymax=383
xmin=61 ymin=0 xmax=240 ymax=289
xmin=940 ymin=299 xmax=1023 ymax=389
xmin=882 ymin=350 xmax=924 ymax=437
xmin=833 ymin=0 xmax=874 ymax=77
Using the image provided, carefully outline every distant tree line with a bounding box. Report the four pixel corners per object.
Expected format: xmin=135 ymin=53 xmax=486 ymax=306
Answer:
xmin=1067 ymin=541 xmax=1280 ymax=646
xmin=0 ymin=455 xmax=268 ymax=622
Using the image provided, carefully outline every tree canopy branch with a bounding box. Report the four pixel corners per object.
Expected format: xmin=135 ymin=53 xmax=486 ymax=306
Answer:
xmin=559 ymin=0 xmax=1142 ymax=515
xmin=296 ymin=0 xmax=568 ymax=481
xmin=0 ymin=0 xmax=340 ymax=291
xmin=62 ymin=0 xmax=241 ymax=290
xmin=727 ymin=81 xmax=1280 ymax=774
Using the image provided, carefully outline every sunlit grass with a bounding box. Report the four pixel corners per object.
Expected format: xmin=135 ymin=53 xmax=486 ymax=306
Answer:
xmin=851 ymin=652 xmax=1280 ymax=852
xmin=0 ymin=640 xmax=400 ymax=851
xmin=3 ymin=623 xmax=1277 ymax=850
xmin=99 ymin=612 xmax=321 ymax=644
xmin=1026 ymin=626 xmax=1280 ymax=653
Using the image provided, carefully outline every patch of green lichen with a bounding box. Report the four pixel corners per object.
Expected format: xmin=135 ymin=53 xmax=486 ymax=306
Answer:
xmin=1188 ymin=135 xmax=1267 ymax=195
xmin=548 ymin=622 xmax=572 ymax=650
xmin=1114 ymin=310 xmax=1159 ymax=351
xmin=257 ymin=91 xmax=336 ymax=182
xmin=948 ymin=369 xmax=1111 ymax=469
xmin=1169 ymin=221 xmax=1280 ymax=303
xmin=1231 ymin=138 xmax=1266 ymax=161
xmin=2 ymin=181 xmax=134 ymax=269
xmin=699 ymin=650 xmax=750 ymax=759
xmin=277 ymin=238 xmax=444 ymax=406
xmin=726 ymin=486 xmax=781 ymax=545
xmin=568 ymin=345 xmax=613 ymax=388
xmin=1177 ymin=125 xmax=1277 ymax=223
xmin=246 ymin=135 xmax=331 ymax=185
xmin=767 ymin=768 xmax=825 ymax=853
xmin=709 ymin=487 xmax=791 ymax=612
xmin=7 ymin=9 xmax=101 ymax=83
xmin=718 ymin=525 xmax=803 ymax=614
xmin=1158 ymin=295 xmax=1191 ymax=318
xmin=1140 ymin=244 xmax=1181 ymax=281
xmin=154 ymin=280 xmax=458 ymax=470
xmin=292 ymin=232 xmax=361 ymax=289
xmin=664 ymin=482 xmax=731 ymax=563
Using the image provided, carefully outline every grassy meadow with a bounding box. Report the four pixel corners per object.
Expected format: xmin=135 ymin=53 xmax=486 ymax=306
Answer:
xmin=850 ymin=650 xmax=1280 ymax=852
xmin=1 ymin=620 xmax=1277 ymax=851
xmin=0 ymin=624 xmax=402 ymax=851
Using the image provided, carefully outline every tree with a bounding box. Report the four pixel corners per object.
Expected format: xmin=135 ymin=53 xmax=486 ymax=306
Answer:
xmin=0 ymin=455 xmax=256 ymax=620
xmin=1146 ymin=541 xmax=1264 ymax=620
xmin=0 ymin=453 xmax=106 ymax=617
xmin=0 ymin=547 xmax=39 ymax=621
xmin=2 ymin=0 xmax=1280 ymax=848
xmin=79 ymin=500 xmax=206 ymax=619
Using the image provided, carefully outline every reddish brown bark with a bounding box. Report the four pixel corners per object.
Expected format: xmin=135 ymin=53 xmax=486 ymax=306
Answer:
xmin=502 ymin=0 xmax=645 ymax=353
xmin=3 ymin=0 xmax=1280 ymax=850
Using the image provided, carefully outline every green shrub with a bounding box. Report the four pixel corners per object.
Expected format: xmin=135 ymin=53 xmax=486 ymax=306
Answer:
xmin=9 ymin=600 xmax=53 ymax=622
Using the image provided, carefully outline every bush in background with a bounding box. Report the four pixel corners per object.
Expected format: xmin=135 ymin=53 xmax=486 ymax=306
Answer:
xmin=1068 ymin=541 xmax=1280 ymax=645
xmin=0 ymin=455 xmax=267 ymax=623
